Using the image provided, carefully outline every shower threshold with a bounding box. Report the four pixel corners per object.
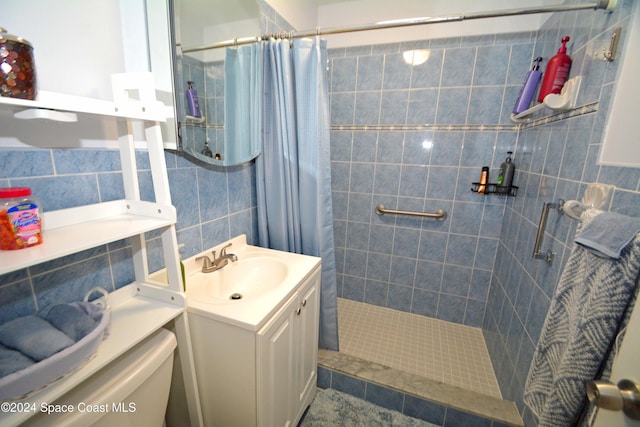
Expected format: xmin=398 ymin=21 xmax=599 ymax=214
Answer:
xmin=318 ymin=349 xmax=523 ymax=426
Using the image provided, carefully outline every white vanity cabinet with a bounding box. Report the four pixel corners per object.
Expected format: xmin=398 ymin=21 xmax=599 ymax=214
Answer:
xmin=188 ymin=264 xmax=320 ymax=427
xmin=257 ymin=267 xmax=320 ymax=427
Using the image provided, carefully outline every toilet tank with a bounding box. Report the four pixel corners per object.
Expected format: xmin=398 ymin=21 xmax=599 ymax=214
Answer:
xmin=27 ymin=328 xmax=177 ymax=427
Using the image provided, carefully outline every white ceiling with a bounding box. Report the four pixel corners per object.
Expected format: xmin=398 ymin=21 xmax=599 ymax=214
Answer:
xmin=181 ymin=0 xmax=557 ymax=29
xmin=179 ymin=0 xmax=345 ymax=29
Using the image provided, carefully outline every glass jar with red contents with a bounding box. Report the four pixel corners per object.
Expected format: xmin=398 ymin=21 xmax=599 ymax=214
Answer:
xmin=0 ymin=187 xmax=43 ymax=250
xmin=0 ymin=27 xmax=36 ymax=100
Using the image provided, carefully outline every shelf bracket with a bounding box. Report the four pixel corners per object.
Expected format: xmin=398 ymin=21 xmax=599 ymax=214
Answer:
xmin=13 ymin=108 xmax=78 ymax=122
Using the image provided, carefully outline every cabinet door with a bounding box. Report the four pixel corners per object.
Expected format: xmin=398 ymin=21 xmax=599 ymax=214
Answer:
xmin=257 ymin=295 xmax=297 ymax=427
xmin=294 ymin=270 xmax=321 ymax=423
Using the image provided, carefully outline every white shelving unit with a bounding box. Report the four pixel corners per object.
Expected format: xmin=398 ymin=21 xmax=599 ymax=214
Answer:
xmin=0 ymin=76 xmax=204 ymax=426
xmin=0 ymin=200 xmax=176 ymax=275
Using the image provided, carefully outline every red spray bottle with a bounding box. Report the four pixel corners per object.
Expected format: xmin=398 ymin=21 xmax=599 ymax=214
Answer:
xmin=537 ymin=36 xmax=572 ymax=102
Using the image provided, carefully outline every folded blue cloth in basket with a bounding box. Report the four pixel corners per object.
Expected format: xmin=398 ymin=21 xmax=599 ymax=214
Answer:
xmin=0 ymin=315 xmax=75 ymax=362
xmin=575 ymin=211 xmax=640 ymax=259
xmin=0 ymin=344 xmax=35 ymax=377
xmin=42 ymin=303 xmax=98 ymax=342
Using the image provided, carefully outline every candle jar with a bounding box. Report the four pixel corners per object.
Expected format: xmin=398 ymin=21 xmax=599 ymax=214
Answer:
xmin=0 ymin=27 xmax=36 ymax=100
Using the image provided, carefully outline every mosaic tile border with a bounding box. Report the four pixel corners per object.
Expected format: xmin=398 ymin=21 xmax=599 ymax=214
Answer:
xmin=330 ymin=123 xmax=518 ymax=132
xmin=329 ymin=102 xmax=599 ymax=132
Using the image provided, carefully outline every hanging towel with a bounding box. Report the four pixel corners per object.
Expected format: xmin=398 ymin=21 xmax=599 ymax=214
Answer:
xmin=524 ymin=210 xmax=640 ymax=427
xmin=575 ymin=210 xmax=640 ymax=259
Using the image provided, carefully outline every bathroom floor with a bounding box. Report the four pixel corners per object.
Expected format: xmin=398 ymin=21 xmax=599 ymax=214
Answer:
xmin=337 ymin=298 xmax=502 ymax=398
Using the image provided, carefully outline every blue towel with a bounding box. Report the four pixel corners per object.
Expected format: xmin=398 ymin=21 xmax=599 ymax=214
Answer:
xmin=0 ymin=315 xmax=75 ymax=362
xmin=575 ymin=211 xmax=640 ymax=259
xmin=524 ymin=211 xmax=640 ymax=427
xmin=41 ymin=303 xmax=98 ymax=342
xmin=0 ymin=343 xmax=35 ymax=377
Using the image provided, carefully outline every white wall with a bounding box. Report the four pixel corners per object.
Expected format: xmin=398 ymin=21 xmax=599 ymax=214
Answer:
xmin=177 ymin=0 xmax=261 ymax=62
xmin=1 ymin=0 xmax=172 ymax=149
xmin=2 ymin=0 xmax=151 ymax=100
xmin=272 ymin=0 xmax=554 ymax=48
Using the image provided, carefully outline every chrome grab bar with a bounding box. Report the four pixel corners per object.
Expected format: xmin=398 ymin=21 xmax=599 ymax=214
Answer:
xmin=532 ymin=200 xmax=564 ymax=265
xmin=375 ymin=204 xmax=447 ymax=221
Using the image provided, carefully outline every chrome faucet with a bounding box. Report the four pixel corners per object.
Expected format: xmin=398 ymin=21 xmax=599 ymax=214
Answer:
xmin=196 ymin=243 xmax=238 ymax=273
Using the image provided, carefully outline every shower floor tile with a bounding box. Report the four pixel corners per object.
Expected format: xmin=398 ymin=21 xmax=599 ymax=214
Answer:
xmin=337 ymin=298 xmax=502 ymax=399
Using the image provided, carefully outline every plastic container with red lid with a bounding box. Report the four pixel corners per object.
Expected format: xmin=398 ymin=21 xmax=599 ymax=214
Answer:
xmin=0 ymin=187 xmax=43 ymax=250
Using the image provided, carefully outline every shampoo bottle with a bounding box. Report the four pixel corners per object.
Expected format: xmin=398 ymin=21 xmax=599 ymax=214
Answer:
xmin=477 ymin=167 xmax=489 ymax=194
xmin=537 ymin=36 xmax=572 ymax=103
xmin=513 ymin=57 xmax=543 ymax=114
xmin=186 ymin=81 xmax=202 ymax=118
xmin=497 ymin=152 xmax=515 ymax=194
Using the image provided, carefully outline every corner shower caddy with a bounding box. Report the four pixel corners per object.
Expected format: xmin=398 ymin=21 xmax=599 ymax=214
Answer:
xmin=510 ymin=76 xmax=582 ymax=123
xmin=0 ymin=74 xmax=203 ymax=426
xmin=470 ymin=182 xmax=518 ymax=197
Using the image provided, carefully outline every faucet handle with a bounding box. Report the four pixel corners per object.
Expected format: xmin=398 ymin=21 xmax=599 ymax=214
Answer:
xmin=196 ymin=255 xmax=213 ymax=269
xmin=220 ymin=243 xmax=232 ymax=257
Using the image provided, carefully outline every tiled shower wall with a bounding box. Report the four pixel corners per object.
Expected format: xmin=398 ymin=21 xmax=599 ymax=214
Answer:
xmin=482 ymin=1 xmax=640 ymax=425
xmin=328 ymin=32 xmax=538 ymax=326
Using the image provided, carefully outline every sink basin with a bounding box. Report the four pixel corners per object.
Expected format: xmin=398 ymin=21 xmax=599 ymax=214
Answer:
xmin=188 ymin=257 xmax=288 ymax=303
xmin=149 ymin=235 xmax=321 ymax=330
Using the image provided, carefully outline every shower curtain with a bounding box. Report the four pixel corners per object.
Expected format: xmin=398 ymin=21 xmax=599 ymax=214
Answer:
xmin=223 ymin=44 xmax=262 ymax=166
xmin=255 ymin=37 xmax=339 ymax=351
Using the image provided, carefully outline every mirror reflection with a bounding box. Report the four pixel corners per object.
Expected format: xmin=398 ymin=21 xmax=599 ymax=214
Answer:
xmin=173 ymin=0 xmax=261 ymax=166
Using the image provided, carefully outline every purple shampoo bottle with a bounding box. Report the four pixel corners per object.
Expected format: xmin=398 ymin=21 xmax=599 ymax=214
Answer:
xmin=186 ymin=81 xmax=202 ymax=118
xmin=513 ymin=57 xmax=543 ymax=114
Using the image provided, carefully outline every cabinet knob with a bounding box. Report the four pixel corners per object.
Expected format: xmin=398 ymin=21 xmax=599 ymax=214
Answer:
xmin=295 ymin=307 xmax=302 ymax=316
xmin=301 ymin=299 xmax=307 ymax=307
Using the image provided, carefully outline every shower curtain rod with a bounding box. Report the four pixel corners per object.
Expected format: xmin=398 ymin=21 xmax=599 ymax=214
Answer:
xmin=182 ymin=0 xmax=614 ymax=54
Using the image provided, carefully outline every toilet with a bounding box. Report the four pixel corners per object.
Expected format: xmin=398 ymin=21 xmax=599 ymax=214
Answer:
xmin=27 ymin=328 xmax=177 ymax=427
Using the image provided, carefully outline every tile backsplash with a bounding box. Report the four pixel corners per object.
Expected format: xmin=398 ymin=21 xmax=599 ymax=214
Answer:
xmin=0 ymin=148 xmax=256 ymax=322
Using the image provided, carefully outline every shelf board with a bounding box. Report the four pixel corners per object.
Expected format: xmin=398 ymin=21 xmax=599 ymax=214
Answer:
xmin=0 ymin=90 xmax=168 ymax=122
xmin=0 ymin=200 xmax=176 ymax=275
xmin=0 ymin=285 xmax=184 ymax=426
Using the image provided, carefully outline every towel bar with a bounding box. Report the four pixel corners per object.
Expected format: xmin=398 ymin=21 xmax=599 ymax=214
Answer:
xmin=532 ymin=200 xmax=564 ymax=265
xmin=375 ymin=204 xmax=447 ymax=221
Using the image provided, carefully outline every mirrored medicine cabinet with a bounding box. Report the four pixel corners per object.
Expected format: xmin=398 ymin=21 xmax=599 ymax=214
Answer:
xmin=169 ymin=0 xmax=262 ymax=166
